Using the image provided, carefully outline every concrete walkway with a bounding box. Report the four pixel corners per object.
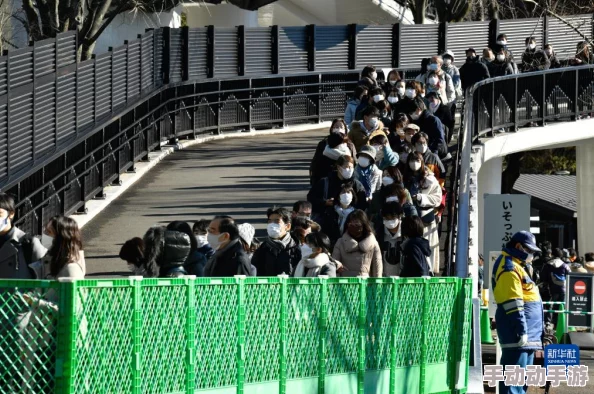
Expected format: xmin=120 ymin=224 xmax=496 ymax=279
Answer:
xmin=82 ymin=129 xmax=324 ymax=276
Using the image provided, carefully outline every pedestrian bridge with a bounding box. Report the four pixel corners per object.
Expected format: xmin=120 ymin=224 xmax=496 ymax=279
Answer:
xmin=2 ymin=14 xmax=594 ymax=394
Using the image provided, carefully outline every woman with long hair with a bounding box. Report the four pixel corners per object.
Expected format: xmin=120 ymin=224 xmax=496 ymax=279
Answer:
xmin=332 ymin=209 xmax=382 ymax=277
xmin=293 ymin=232 xmax=342 ymax=278
xmin=35 ymin=215 xmax=85 ymax=280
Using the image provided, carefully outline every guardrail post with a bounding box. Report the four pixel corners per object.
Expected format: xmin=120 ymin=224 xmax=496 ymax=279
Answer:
xmin=207 ymin=26 xmax=215 ymax=78
xmin=235 ymin=275 xmax=246 ymax=394
xmin=540 ymin=72 xmax=546 ymax=126
xmin=392 ymin=24 xmax=401 ymax=68
xmin=278 ymin=274 xmax=288 ymax=394
xmin=163 ymin=27 xmax=171 ymax=85
xmin=237 ymin=25 xmax=246 ymax=76
xmin=389 ymin=277 xmax=400 ymax=394
xmin=54 ymin=278 xmax=78 ymax=394
xmin=513 ymin=76 xmax=519 ymax=131
xmin=318 ymin=276 xmax=328 ymax=394
xmin=573 ymin=68 xmax=579 ymax=120
xmin=271 ymin=26 xmax=279 ymax=74
xmin=438 ymin=22 xmax=447 ymax=55
xmin=419 ymin=278 xmax=430 ymax=394
xmin=348 ymin=24 xmax=357 ymax=70
xmin=185 ymin=276 xmax=196 ymax=394
xmin=182 ymin=26 xmax=189 ymax=82
xmin=357 ymin=276 xmax=367 ymax=394
xmin=131 ymin=276 xmax=143 ymax=394
xmin=307 ymin=24 xmax=316 ymax=72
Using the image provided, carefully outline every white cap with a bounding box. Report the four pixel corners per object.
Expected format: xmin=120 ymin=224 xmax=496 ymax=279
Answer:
xmin=238 ymin=223 xmax=255 ymax=246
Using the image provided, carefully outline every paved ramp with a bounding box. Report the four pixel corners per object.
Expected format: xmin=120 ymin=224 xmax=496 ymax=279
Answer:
xmin=82 ymin=129 xmax=324 ymax=276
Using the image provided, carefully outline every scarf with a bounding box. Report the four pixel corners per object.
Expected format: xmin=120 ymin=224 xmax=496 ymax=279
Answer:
xmin=294 ymin=253 xmax=331 ymax=278
xmin=355 ymin=165 xmax=373 ymax=197
xmin=323 ymin=143 xmax=351 ymax=160
xmin=335 ymin=205 xmax=355 ymax=233
xmin=264 ymin=232 xmax=292 ymax=252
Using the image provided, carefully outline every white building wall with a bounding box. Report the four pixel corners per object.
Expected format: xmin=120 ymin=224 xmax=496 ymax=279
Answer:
xmin=185 ymin=4 xmax=259 ymax=28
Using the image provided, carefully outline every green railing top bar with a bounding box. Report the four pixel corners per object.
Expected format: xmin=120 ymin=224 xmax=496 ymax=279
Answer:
xmin=0 ymin=276 xmax=472 ymax=394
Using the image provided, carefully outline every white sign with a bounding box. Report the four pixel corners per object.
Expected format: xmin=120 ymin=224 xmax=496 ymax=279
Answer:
xmin=483 ymin=194 xmax=531 ymax=317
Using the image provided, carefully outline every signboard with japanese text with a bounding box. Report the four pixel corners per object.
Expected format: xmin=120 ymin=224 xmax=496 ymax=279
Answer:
xmin=566 ymin=274 xmax=594 ymax=328
xmin=483 ymin=194 xmax=531 ymax=317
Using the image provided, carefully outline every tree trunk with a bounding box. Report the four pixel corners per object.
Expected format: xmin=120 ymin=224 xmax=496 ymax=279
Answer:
xmin=501 ymin=152 xmax=524 ymax=193
xmin=414 ymin=0 xmax=427 ymax=23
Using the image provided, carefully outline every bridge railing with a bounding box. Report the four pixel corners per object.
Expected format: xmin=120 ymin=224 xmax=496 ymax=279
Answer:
xmin=0 ymin=276 xmax=472 ymax=394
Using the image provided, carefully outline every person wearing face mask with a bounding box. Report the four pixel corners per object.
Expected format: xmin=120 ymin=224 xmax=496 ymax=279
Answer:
xmin=492 ymin=33 xmax=517 ymax=69
xmin=354 ymin=145 xmax=382 ymax=200
xmin=402 ymin=123 xmax=420 ymax=146
xmin=291 ymin=201 xmax=313 ymax=221
xmin=520 ymin=36 xmax=550 ymax=73
xmin=382 ymin=69 xmax=402 ymax=101
xmin=319 ymin=185 xmax=358 ymax=245
xmin=411 ymin=132 xmax=445 ymax=185
xmin=332 ymin=209 xmax=382 ymax=277
xmin=372 ymin=99 xmax=393 ymax=129
xmin=355 ymin=87 xmax=385 ymax=121
xmin=416 ymin=56 xmax=456 ymax=104
xmin=291 ymin=216 xmax=313 ymax=247
xmin=203 ymin=216 xmax=253 ymax=277
xmin=360 ymin=65 xmax=379 ymax=88
xmin=404 ymin=152 xmax=442 ymax=274
xmin=441 ymin=50 xmax=462 ymax=98
xmin=408 ymin=98 xmax=447 ymax=159
xmin=460 ymin=47 xmax=490 ymax=92
xmin=539 ymin=248 xmax=570 ymax=330
xmin=167 ymin=220 xmax=207 ymax=277
xmin=310 ymin=119 xmax=356 ymax=186
xmin=193 ymin=219 xmax=215 ymax=260
xmin=424 ymin=70 xmax=446 ymax=103
xmin=392 ymin=81 xmax=419 ymax=116
xmin=344 ymin=86 xmax=368 ymax=128
xmin=425 ymin=92 xmax=455 ymax=143
xmin=348 ymin=106 xmax=385 ymax=152
xmin=139 ymin=226 xmax=191 ymax=278
xmin=387 ymin=113 xmax=409 ymax=152
xmin=294 ymin=232 xmax=342 ymax=278
xmin=372 ymin=201 xmax=405 ymax=277
xmin=488 ymin=48 xmax=515 ymax=78
xmin=543 ymin=44 xmax=561 ymax=69
xmin=251 ymin=207 xmax=301 ymax=277
xmin=492 ymin=231 xmax=544 ymax=394
xmin=307 ymin=155 xmax=368 ymax=220
xmin=369 ymin=170 xmax=416 ymax=222
xmin=370 ymin=134 xmax=399 ymax=170
xmin=572 ymin=41 xmax=594 ymax=66
xmin=0 ymin=193 xmax=47 ymax=280
xmin=481 ymin=48 xmax=495 ymax=66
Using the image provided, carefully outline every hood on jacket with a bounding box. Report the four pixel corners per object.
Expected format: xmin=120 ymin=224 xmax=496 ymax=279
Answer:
xmin=342 ymin=233 xmax=378 ymax=253
xmin=378 ymin=144 xmax=399 ymax=170
xmin=404 ymin=237 xmax=431 ymax=257
xmin=547 ymin=258 xmax=565 ymax=269
xmin=143 ymin=227 xmax=191 ymax=277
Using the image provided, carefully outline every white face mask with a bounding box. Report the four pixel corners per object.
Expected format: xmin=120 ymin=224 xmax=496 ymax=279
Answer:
xmin=399 ymin=152 xmax=408 ymax=163
xmin=397 ymin=87 xmax=405 ymax=96
xmin=386 ymin=196 xmax=399 ymax=203
xmin=388 ymin=96 xmax=398 ymax=104
xmin=443 ymin=58 xmax=452 ymax=66
xmin=195 ymin=234 xmax=208 ymax=248
xmin=429 ymin=101 xmax=440 ymax=113
xmin=415 ymin=143 xmax=428 ymax=154
xmin=528 ymin=43 xmax=536 ymax=50
xmin=382 ymin=176 xmax=394 ymax=186
xmin=340 ymin=166 xmax=354 ymax=179
xmin=405 ymin=89 xmax=416 ymax=99
xmin=332 ymin=127 xmax=345 ymax=135
xmin=300 ymin=244 xmax=313 ymax=258
xmin=389 ymin=80 xmax=396 ymax=85
xmin=525 ymin=253 xmax=534 ymax=263
xmin=404 ymin=134 xmax=414 ymax=142
xmin=371 ymin=72 xmax=377 ymax=79
xmin=267 ymin=223 xmax=284 ymax=239
xmin=41 ymin=234 xmax=54 ymax=250
xmin=410 ymin=161 xmax=422 ymax=172
xmin=409 ymin=112 xmax=420 ymax=121
xmin=545 ymin=49 xmax=552 ymax=56
xmin=383 ymin=218 xmax=400 ymax=230
xmin=373 ymin=94 xmax=385 ymax=103
xmin=496 ymin=40 xmax=507 ymax=45
xmin=357 ymin=156 xmax=370 ymax=168
xmin=339 ymin=193 xmax=353 ymax=206
xmin=496 ymin=54 xmax=505 ymax=62
xmin=428 ymin=77 xmax=439 ymax=86
xmin=428 ymin=63 xmax=438 ymax=71
xmin=368 ymin=117 xmax=379 ymax=130
xmin=0 ymin=216 xmax=9 ymax=233
xmin=207 ymin=232 xmax=225 ymax=250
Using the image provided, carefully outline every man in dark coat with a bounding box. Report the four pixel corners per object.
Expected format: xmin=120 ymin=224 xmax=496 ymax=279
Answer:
xmin=460 ymin=48 xmax=490 ymax=92
xmin=252 ymin=207 xmax=301 ymax=276
xmin=407 ymin=98 xmax=447 ymax=159
xmin=520 ymin=37 xmax=550 ymax=73
xmin=204 ymin=216 xmax=253 ymax=277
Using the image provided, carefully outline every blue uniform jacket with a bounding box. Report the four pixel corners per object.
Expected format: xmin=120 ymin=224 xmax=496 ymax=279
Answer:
xmin=492 ymin=248 xmax=544 ymax=350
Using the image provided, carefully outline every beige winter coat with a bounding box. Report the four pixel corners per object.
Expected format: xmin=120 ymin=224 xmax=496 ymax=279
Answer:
xmin=332 ymin=233 xmax=383 ymax=277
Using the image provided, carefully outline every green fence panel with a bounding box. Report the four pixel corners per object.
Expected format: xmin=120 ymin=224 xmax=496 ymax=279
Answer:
xmin=0 ymin=277 xmax=472 ymax=394
xmin=0 ymin=280 xmax=59 ymax=394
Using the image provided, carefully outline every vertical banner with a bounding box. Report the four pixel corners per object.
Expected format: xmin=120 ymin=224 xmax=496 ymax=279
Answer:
xmin=483 ymin=194 xmax=531 ymax=317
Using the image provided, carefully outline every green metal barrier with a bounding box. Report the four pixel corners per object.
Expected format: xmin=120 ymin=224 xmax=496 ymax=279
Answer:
xmin=0 ymin=276 xmax=472 ymax=394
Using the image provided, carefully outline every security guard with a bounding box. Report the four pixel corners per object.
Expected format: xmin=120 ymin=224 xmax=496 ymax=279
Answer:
xmin=492 ymin=231 xmax=544 ymax=394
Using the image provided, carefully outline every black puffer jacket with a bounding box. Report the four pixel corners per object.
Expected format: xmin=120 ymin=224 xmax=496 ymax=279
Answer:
xmin=143 ymin=227 xmax=190 ymax=278
xmin=252 ymin=234 xmax=302 ymax=276
xmin=460 ymin=57 xmax=490 ymax=91
xmin=400 ymin=237 xmax=432 ymax=277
